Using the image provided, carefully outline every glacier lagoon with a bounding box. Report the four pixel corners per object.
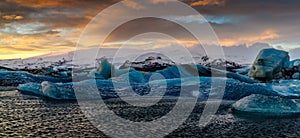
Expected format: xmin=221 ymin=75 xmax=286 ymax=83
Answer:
xmin=2 ymin=48 xmax=300 ymax=118
xmin=2 ymin=49 xmax=300 ymax=137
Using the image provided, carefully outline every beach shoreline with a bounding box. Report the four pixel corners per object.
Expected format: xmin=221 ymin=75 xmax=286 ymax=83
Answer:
xmin=1 ymin=90 xmax=300 ymax=137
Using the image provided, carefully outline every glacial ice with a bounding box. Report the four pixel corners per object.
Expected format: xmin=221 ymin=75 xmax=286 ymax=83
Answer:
xmin=94 ymin=58 xmax=113 ymax=79
xmin=231 ymin=48 xmax=300 ymax=116
xmin=232 ymin=94 xmax=300 ymax=116
xmin=94 ymin=57 xmax=257 ymax=84
xmin=0 ymin=71 xmax=72 ymax=87
xmin=289 ymin=59 xmax=300 ymax=69
xmin=233 ymin=67 xmax=250 ymax=75
xmin=15 ymin=56 xmax=270 ymax=100
xmin=9 ymin=48 xmax=300 ymax=117
xmin=267 ymin=80 xmax=300 ymax=98
xmin=18 ymin=83 xmax=42 ymax=96
xmin=292 ymin=73 xmax=300 ymax=79
xmin=18 ymin=79 xmax=117 ymax=99
xmin=17 ymin=76 xmax=275 ymax=100
xmin=248 ymin=48 xmax=290 ymax=81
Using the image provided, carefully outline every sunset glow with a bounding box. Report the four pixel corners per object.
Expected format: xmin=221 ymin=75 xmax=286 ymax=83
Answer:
xmin=1 ymin=0 xmax=300 ymax=59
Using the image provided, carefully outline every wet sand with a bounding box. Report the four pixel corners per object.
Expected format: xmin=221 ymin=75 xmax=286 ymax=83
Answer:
xmin=1 ymin=90 xmax=300 ymax=137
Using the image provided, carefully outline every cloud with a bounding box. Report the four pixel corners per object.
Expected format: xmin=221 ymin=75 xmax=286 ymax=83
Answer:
xmin=6 ymin=0 xmax=119 ymax=8
xmin=121 ymin=0 xmax=146 ymax=10
xmin=190 ymin=0 xmax=300 ymax=16
xmin=166 ymin=15 xmax=238 ymax=24
xmin=102 ymin=17 xmax=199 ymax=44
xmin=0 ymin=22 xmax=53 ymax=35
xmin=2 ymin=15 xmax=24 ymax=20
xmin=0 ymin=0 xmax=300 ymax=59
xmin=220 ymin=30 xmax=279 ymax=46
xmin=190 ymin=0 xmax=225 ymax=6
xmin=151 ymin=0 xmax=176 ymax=4
xmin=289 ymin=48 xmax=300 ymax=60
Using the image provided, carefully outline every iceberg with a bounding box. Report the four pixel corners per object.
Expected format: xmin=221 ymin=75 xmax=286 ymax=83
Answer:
xmin=0 ymin=71 xmax=72 ymax=87
xmin=289 ymin=59 xmax=300 ymax=69
xmin=18 ymin=83 xmax=43 ymax=96
xmin=94 ymin=58 xmax=114 ymax=79
xmin=232 ymin=94 xmax=300 ymax=116
xmin=18 ymin=80 xmax=124 ymax=100
xmin=94 ymin=58 xmax=257 ymax=84
xmin=248 ymin=48 xmax=290 ymax=81
xmin=18 ymin=76 xmax=274 ymax=100
xmin=233 ymin=67 xmax=250 ymax=75
xmin=267 ymin=80 xmax=300 ymax=98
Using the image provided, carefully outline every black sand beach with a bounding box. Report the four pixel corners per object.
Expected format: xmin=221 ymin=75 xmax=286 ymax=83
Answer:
xmin=1 ymin=90 xmax=300 ymax=137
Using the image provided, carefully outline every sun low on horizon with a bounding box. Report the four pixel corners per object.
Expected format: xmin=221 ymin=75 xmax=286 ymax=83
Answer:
xmin=1 ymin=0 xmax=300 ymax=59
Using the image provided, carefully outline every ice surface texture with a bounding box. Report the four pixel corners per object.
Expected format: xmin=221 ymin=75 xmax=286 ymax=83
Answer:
xmin=248 ymin=48 xmax=290 ymax=81
xmin=232 ymin=94 xmax=300 ymax=116
xmin=0 ymin=71 xmax=71 ymax=87
xmin=18 ymin=77 xmax=275 ymax=100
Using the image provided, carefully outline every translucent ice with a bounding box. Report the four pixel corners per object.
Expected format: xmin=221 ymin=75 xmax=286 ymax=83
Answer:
xmin=0 ymin=71 xmax=71 ymax=87
xmin=18 ymin=77 xmax=274 ymax=100
xmin=267 ymin=80 xmax=300 ymax=98
xmin=248 ymin=48 xmax=290 ymax=81
xmin=232 ymin=94 xmax=300 ymax=115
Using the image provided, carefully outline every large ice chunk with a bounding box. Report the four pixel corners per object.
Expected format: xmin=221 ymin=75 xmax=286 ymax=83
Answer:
xmin=268 ymin=80 xmax=300 ymax=98
xmin=18 ymin=80 xmax=102 ymax=99
xmin=0 ymin=71 xmax=71 ymax=87
xmin=96 ymin=57 xmax=257 ymax=84
xmin=248 ymin=48 xmax=290 ymax=81
xmin=289 ymin=59 xmax=300 ymax=69
xmin=232 ymin=94 xmax=300 ymax=116
xmin=94 ymin=58 xmax=113 ymax=79
xmin=18 ymin=83 xmax=43 ymax=96
xmin=18 ymin=76 xmax=273 ymax=100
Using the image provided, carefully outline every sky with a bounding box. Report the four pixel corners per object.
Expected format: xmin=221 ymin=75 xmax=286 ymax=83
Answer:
xmin=0 ymin=0 xmax=300 ymax=59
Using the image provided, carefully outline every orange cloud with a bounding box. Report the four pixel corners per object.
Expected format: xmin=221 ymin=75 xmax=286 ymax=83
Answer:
xmin=6 ymin=0 xmax=119 ymax=8
xmin=0 ymin=29 xmax=77 ymax=59
xmin=190 ymin=0 xmax=225 ymax=6
xmin=2 ymin=15 xmax=23 ymax=20
xmin=7 ymin=0 xmax=79 ymax=8
xmin=122 ymin=0 xmax=145 ymax=10
xmin=7 ymin=0 xmax=67 ymax=8
xmin=220 ymin=30 xmax=279 ymax=46
xmin=151 ymin=0 xmax=176 ymax=4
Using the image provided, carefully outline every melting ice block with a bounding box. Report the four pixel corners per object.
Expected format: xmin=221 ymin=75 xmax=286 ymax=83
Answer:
xmin=232 ymin=94 xmax=300 ymax=116
xmin=248 ymin=48 xmax=290 ymax=81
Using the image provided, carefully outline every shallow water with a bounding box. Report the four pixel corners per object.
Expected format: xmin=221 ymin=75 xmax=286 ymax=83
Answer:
xmin=1 ymin=91 xmax=300 ymax=137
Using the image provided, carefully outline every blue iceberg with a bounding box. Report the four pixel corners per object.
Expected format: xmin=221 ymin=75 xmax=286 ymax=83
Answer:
xmin=0 ymin=71 xmax=72 ymax=87
xmin=232 ymin=94 xmax=300 ymax=116
xmin=266 ymin=80 xmax=300 ymax=98
xmin=18 ymin=76 xmax=274 ymax=100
